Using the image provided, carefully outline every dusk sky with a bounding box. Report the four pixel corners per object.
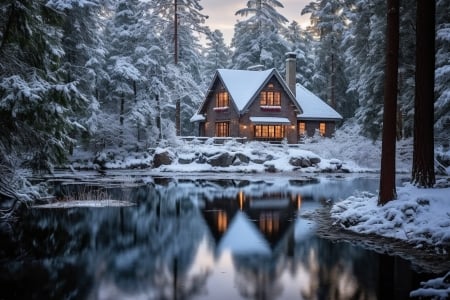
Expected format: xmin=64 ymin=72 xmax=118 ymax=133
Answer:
xmin=201 ymin=0 xmax=311 ymax=45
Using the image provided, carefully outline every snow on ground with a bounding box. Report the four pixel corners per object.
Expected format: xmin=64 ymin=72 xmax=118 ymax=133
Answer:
xmin=330 ymin=180 xmax=450 ymax=299
xmin=331 ymin=182 xmax=450 ymax=249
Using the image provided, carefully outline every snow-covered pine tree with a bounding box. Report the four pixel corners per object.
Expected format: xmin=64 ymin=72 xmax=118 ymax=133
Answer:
xmin=0 ymin=0 xmax=92 ymax=210
xmin=435 ymin=0 xmax=450 ymax=145
xmin=47 ymin=0 xmax=111 ymax=148
xmin=152 ymin=0 xmax=208 ymax=137
xmin=343 ymin=0 xmax=386 ymax=139
xmin=202 ymin=30 xmax=232 ymax=80
xmin=302 ymin=0 xmax=356 ymax=120
xmin=283 ymin=21 xmax=315 ymax=89
xmin=0 ymin=0 xmax=88 ymax=172
xmin=231 ymin=0 xmax=290 ymax=71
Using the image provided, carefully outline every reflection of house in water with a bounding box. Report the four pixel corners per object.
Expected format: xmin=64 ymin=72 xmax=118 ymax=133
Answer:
xmin=201 ymin=190 xmax=303 ymax=253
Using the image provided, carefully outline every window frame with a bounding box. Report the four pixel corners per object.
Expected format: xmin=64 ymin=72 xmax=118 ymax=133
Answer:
xmin=319 ymin=122 xmax=326 ymax=136
xmin=254 ymin=125 xmax=285 ymax=139
xmin=215 ymin=121 xmax=230 ymax=137
xmin=299 ymin=122 xmax=306 ymax=136
xmin=216 ymin=91 xmax=229 ymax=108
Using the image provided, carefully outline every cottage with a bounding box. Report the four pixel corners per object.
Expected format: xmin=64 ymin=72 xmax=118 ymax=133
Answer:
xmin=190 ymin=53 xmax=342 ymax=144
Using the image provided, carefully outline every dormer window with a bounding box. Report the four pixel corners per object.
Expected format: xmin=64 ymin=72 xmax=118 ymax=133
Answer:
xmin=260 ymin=84 xmax=281 ymax=107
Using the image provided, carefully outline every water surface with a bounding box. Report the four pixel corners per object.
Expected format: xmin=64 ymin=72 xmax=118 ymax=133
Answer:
xmin=0 ymin=174 xmax=439 ymax=299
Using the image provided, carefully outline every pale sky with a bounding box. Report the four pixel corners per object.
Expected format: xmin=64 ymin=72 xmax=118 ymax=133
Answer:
xmin=201 ymin=0 xmax=311 ymax=46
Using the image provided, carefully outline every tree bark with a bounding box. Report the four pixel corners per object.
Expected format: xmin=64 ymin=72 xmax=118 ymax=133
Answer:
xmin=411 ymin=0 xmax=436 ymax=187
xmin=378 ymin=0 xmax=400 ymax=205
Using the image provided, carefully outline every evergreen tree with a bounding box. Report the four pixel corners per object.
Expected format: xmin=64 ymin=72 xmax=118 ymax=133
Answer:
xmin=284 ymin=21 xmax=315 ymax=89
xmin=302 ymin=0 xmax=356 ymax=119
xmin=231 ymin=0 xmax=290 ymax=71
xmin=344 ymin=0 xmax=386 ymax=139
xmin=153 ymin=0 xmax=208 ymax=137
xmin=411 ymin=0 xmax=436 ymax=187
xmin=202 ymin=30 xmax=232 ymax=80
xmin=435 ymin=0 xmax=450 ymax=144
xmin=379 ymin=0 xmax=400 ymax=205
xmin=0 ymin=0 xmax=87 ymax=173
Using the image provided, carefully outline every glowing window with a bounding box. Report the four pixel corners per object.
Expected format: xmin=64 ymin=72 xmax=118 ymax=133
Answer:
xmin=216 ymin=92 xmax=229 ymax=107
xmin=254 ymin=125 xmax=285 ymax=138
xmin=319 ymin=123 xmax=326 ymax=136
xmin=215 ymin=122 xmax=229 ymax=137
xmin=260 ymin=91 xmax=281 ymax=106
xmin=299 ymin=122 xmax=306 ymax=135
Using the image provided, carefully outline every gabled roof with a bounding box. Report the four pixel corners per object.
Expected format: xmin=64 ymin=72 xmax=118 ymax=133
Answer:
xmin=191 ymin=68 xmax=342 ymax=122
xmin=194 ymin=68 xmax=300 ymax=116
xmin=217 ymin=69 xmax=274 ymax=112
xmin=296 ymin=83 xmax=343 ymax=121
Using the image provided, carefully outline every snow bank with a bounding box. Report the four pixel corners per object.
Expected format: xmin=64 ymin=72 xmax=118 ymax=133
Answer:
xmin=410 ymin=271 xmax=450 ymax=299
xmin=330 ymin=183 xmax=450 ymax=249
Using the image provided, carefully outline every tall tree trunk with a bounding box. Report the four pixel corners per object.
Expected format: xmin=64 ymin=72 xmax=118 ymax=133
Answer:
xmin=411 ymin=0 xmax=436 ymax=187
xmin=379 ymin=0 xmax=400 ymax=205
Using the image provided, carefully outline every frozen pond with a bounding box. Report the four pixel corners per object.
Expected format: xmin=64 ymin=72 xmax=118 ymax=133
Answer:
xmin=0 ymin=172 xmax=440 ymax=299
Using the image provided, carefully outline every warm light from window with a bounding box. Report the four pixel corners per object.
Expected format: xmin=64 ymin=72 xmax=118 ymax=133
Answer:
xmin=238 ymin=191 xmax=245 ymax=210
xmin=216 ymin=122 xmax=230 ymax=137
xmin=319 ymin=123 xmax=326 ymax=136
xmin=217 ymin=211 xmax=228 ymax=233
xmin=216 ymin=92 xmax=229 ymax=107
xmin=299 ymin=122 xmax=306 ymax=135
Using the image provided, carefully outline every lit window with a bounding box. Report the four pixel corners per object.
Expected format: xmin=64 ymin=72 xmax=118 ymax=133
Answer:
xmin=319 ymin=123 xmax=326 ymax=136
xmin=260 ymin=91 xmax=281 ymax=106
xmin=299 ymin=122 xmax=306 ymax=135
xmin=216 ymin=122 xmax=229 ymax=137
xmin=254 ymin=125 xmax=285 ymax=138
xmin=216 ymin=92 xmax=229 ymax=107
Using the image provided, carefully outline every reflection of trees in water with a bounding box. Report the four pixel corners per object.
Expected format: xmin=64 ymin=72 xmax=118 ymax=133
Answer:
xmin=232 ymin=253 xmax=286 ymax=300
xmin=292 ymin=236 xmax=378 ymax=300
xmin=1 ymin=185 xmax=211 ymax=300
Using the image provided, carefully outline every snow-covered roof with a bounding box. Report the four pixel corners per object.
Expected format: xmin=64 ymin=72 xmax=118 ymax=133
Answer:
xmin=190 ymin=113 xmax=205 ymax=122
xmin=296 ymin=83 xmax=343 ymax=121
xmin=217 ymin=69 xmax=274 ymax=112
xmin=217 ymin=211 xmax=271 ymax=255
xmin=249 ymin=117 xmax=291 ymax=124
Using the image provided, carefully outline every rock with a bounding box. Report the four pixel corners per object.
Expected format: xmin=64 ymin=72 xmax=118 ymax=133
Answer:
xmin=265 ymin=164 xmax=277 ymax=173
xmin=153 ymin=150 xmax=174 ymax=168
xmin=235 ymin=152 xmax=250 ymax=164
xmin=310 ymin=157 xmax=321 ymax=164
xmin=178 ymin=157 xmax=194 ymax=164
xmin=289 ymin=157 xmax=303 ymax=167
xmin=207 ymin=152 xmax=234 ymax=167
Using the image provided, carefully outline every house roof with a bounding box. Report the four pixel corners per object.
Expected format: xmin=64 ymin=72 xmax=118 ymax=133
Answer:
xmin=217 ymin=69 xmax=275 ymax=112
xmin=296 ymin=83 xmax=343 ymax=121
xmin=191 ymin=68 xmax=342 ymax=122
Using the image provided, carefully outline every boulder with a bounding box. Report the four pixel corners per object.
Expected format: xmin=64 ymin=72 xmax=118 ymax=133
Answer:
xmin=153 ymin=150 xmax=174 ymax=168
xmin=207 ymin=152 xmax=234 ymax=167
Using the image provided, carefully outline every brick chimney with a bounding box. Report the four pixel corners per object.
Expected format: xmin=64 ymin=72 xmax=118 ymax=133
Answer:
xmin=285 ymin=52 xmax=296 ymax=97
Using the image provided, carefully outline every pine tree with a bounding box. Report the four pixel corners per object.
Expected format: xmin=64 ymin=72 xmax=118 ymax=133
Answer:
xmin=411 ymin=0 xmax=436 ymax=187
xmin=302 ymin=0 xmax=355 ymax=119
xmin=0 ymin=0 xmax=87 ymax=172
xmin=231 ymin=0 xmax=290 ymax=71
xmin=379 ymin=0 xmax=400 ymax=205
xmin=202 ymin=30 xmax=232 ymax=80
xmin=435 ymin=0 xmax=450 ymax=144
xmin=284 ymin=21 xmax=315 ymax=89
xmin=344 ymin=0 xmax=386 ymax=139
